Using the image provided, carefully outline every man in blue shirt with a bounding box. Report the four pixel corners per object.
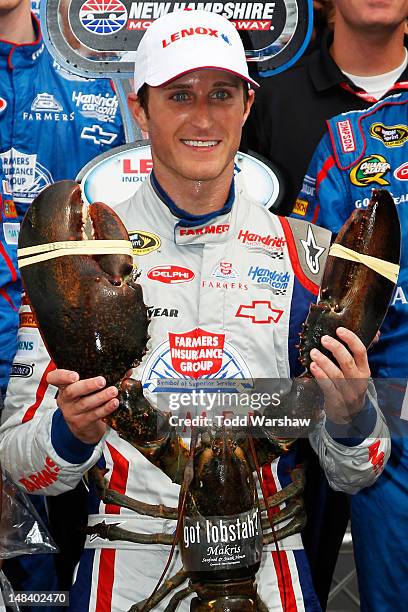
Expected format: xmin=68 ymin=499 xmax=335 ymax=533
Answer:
xmin=292 ymin=91 xmax=408 ymax=611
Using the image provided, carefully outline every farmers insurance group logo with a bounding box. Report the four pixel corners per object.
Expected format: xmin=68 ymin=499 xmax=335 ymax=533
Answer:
xmin=142 ymin=328 xmax=251 ymax=392
xmin=80 ymin=0 xmax=128 ymax=35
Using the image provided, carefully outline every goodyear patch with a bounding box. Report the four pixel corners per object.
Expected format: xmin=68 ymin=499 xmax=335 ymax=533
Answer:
xmin=129 ymin=230 xmax=161 ymax=256
xmin=370 ymin=122 xmax=408 ymax=147
xmin=350 ymin=155 xmax=390 ymax=187
xmin=19 ymin=312 xmax=38 ymax=328
xmin=293 ymin=198 xmax=309 ymax=216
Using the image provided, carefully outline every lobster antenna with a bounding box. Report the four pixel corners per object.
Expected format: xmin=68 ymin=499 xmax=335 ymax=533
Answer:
xmin=247 ymin=433 xmax=288 ymax=612
xmin=141 ymin=428 xmax=199 ymax=612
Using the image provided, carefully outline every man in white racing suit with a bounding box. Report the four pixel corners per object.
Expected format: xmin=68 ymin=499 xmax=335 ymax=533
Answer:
xmin=0 ymin=9 xmax=390 ymax=612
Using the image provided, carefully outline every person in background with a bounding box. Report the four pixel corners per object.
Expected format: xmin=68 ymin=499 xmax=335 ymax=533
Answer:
xmin=307 ymin=0 xmax=335 ymax=54
xmin=0 ymin=0 xmax=125 ymax=607
xmin=292 ymin=89 xmax=408 ymax=612
xmin=242 ymin=0 xmax=408 ymax=215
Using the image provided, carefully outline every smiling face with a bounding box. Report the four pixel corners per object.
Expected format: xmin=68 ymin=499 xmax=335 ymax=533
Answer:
xmin=129 ymin=69 xmax=254 ymax=190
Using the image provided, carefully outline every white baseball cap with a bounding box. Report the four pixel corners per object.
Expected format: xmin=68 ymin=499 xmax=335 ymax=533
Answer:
xmin=133 ymin=9 xmax=259 ymax=93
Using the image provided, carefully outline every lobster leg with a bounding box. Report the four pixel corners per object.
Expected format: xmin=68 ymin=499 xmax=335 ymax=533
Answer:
xmin=260 ymin=468 xmax=306 ymax=544
xmin=256 ymin=595 xmax=269 ymax=612
xmin=86 ymin=522 xmax=173 ymax=545
xmin=263 ymin=514 xmax=307 ymax=544
xmin=259 ymin=467 xmax=305 ymax=510
xmin=129 ymin=570 xmax=188 ymax=612
xmin=107 ymin=378 xmax=190 ymax=484
xmin=261 ymin=498 xmax=304 ymax=530
xmin=89 ymin=467 xmax=178 ymax=519
xmin=163 ymin=586 xmax=195 ymax=612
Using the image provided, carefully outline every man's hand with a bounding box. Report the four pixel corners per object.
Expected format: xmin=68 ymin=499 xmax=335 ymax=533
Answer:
xmin=309 ymin=327 xmax=370 ymax=424
xmin=47 ymin=369 xmax=119 ymax=444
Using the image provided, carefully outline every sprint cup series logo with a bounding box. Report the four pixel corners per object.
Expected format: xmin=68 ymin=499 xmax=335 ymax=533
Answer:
xmin=80 ymin=0 xmax=128 ymax=35
xmin=370 ymin=122 xmax=408 ymax=148
xmin=129 ymin=230 xmax=161 ymax=256
xmin=142 ymin=328 xmax=252 ymax=391
xmin=349 ymin=154 xmax=391 ymax=187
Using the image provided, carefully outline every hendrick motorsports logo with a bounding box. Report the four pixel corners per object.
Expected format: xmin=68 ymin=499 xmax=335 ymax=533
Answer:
xmin=80 ymin=0 xmax=128 ymax=35
xmin=350 ymin=154 xmax=391 ymax=187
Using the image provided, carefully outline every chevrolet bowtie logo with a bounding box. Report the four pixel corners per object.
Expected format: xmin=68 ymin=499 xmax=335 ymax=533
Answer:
xmin=81 ymin=124 xmax=117 ymax=146
xmin=235 ymin=301 xmax=284 ymax=324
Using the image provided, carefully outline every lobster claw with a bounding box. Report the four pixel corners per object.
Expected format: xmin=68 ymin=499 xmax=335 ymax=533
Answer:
xmin=299 ymin=188 xmax=401 ymax=370
xmin=18 ymin=180 xmax=148 ymax=387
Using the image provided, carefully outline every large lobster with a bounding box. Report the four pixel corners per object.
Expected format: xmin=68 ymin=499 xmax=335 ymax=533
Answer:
xmin=17 ymin=181 xmax=400 ymax=611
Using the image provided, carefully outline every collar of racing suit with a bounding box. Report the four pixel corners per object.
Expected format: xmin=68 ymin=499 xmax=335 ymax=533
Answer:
xmin=0 ymin=13 xmax=43 ymax=70
xmin=149 ymin=172 xmax=236 ymax=246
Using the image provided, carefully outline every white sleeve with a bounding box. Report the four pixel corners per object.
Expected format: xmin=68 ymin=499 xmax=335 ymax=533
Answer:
xmin=308 ymin=381 xmax=390 ymax=494
xmin=0 ymin=301 xmax=106 ymax=496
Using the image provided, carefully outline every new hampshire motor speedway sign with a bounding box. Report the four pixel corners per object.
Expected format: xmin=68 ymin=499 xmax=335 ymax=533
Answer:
xmin=41 ymin=0 xmax=312 ymax=78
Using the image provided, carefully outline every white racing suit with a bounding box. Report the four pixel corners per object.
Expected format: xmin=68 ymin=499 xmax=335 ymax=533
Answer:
xmin=0 ymin=176 xmax=390 ymax=611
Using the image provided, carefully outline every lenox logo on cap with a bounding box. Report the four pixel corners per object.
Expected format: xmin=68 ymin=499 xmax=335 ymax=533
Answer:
xmin=162 ymin=26 xmax=220 ymax=48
